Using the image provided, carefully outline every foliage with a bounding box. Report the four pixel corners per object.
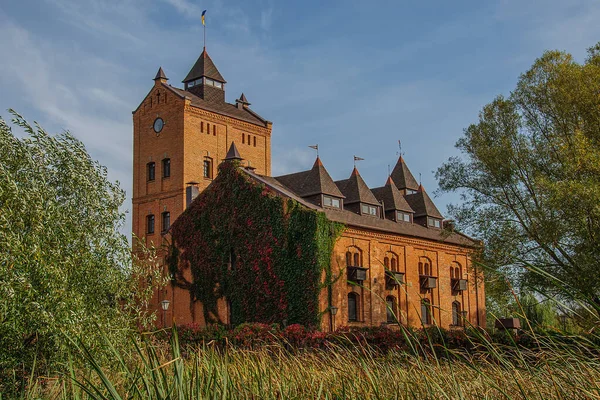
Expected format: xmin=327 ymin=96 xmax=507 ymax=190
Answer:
xmin=436 ymin=43 xmax=600 ymax=316
xmin=169 ymin=161 xmax=344 ymax=327
xmin=19 ymin=323 xmax=600 ymax=399
xmin=0 ymin=111 xmax=165 ymax=394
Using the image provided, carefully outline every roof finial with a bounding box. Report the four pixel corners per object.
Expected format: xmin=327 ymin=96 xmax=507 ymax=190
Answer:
xmin=419 ymin=172 xmax=422 ymax=186
xmin=309 ymin=144 xmax=319 ymax=157
xmin=353 ymin=155 xmax=364 ymax=168
xmin=397 ymin=140 xmax=403 ymax=158
xmin=202 ymin=10 xmax=207 ymax=49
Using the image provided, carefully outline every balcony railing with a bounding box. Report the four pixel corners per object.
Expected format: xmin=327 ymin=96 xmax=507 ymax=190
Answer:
xmin=385 ymin=270 xmax=404 ymax=289
xmin=347 ymin=266 xmax=368 ymax=282
xmin=452 ymin=278 xmax=468 ymax=291
xmin=420 ymin=275 xmax=437 ymax=289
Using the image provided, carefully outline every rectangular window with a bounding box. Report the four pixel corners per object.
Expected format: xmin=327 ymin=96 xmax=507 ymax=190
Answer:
xmin=213 ymin=125 xmax=216 ymax=136
xmin=397 ymin=211 xmax=411 ymax=222
xmin=162 ymin=158 xmax=171 ymax=178
xmin=362 ymin=204 xmax=377 ymax=216
xmin=207 ymin=123 xmax=210 ymax=135
xmin=147 ymin=162 xmax=155 ymax=181
xmin=162 ymin=212 xmax=170 ymax=232
xmin=146 ymin=214 xmax=155 ymax=234
xmin=428 ymin=218 xmax=441 ymax=228
xmin=214 ymin=81 xmax=222 ymax=89
xmin=253 ymin=136 xmax=257 ymax=147
xmin=242 ymin=133 xmax=245 ymax=144
xmin=201 ymin=121 xmax=204 ymax=133
xmin=323 ymin=196 xmax=341 ymax=209
xmin=203 ymin=159 xmax=212 ymax=179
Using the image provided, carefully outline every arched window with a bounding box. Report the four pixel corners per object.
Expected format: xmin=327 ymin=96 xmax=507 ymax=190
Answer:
xmin=346 ymin=251 xmax=352 ymax=266
xmin=162 ymin=158 xmax=171 ymax=178
xmin=147 ymin=162 xmax=155 ymax=181
xmin=348 ymin=292 xmax=359 ymax=322
xmin=386 ymin=296 xmax=397 ymax=323
xmin=424 ymin=263 xmax=430 ymax=276
xmin=391 ymin=258 xmax=397 ymax=271
xmin=384 ymin=256 xmax=389 ymax=268
xmin=452 ymin=301 xmax=461 ymax=326
xmin=450 ymin=267 xmax=455 ymax=279
xmin=346 ymin=246 xmax=362 ymax=267
xmin=203 ymin=157 xmax=213 ymax=179
xmin=455 ymin=266 xmax=461 ymax=279
xmin=421 ymin=299 xmax=432 ymax=325
xmin=146 ymin=214 xmax=155 ymax=234
xmin=353 ymin=253 xmax=360 ymax=267
xmin=418 ymin=262 xmax=423 ymax=275
xmin=161 ymin=211 xmax=170 ymax=232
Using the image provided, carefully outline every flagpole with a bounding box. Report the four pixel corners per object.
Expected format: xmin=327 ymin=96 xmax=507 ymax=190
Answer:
xmin=203 ymin=22 xmax=206 ymax=49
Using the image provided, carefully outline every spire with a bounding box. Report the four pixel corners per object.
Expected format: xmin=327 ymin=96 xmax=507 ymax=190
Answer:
xmin=336 ymin=167 xmax=379 ymax=205
xmin=224 ymin=142 xmax=243 ymax=161
xmin=390 ymin=155 xmax=419 ymax=191
xmin=235 ymin=93 xmax=250 ymax=109
xmin=275 ymin=156 xmax=344 ymax=199
xmin=183 ymin=48 xmax=226 ymax=84
xmin=372 ymin=176 xmax=414 ymax=213
xmin=154 ymin=67 xmax=168 ymax=82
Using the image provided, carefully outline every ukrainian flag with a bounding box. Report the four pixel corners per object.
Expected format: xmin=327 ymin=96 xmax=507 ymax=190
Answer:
xmin=202 ymin=10 xmax=206 ymax=26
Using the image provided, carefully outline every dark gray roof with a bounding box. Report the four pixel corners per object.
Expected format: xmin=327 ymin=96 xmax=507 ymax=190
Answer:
xmin=335 ymin=167 xmax=380 ymax=206
xmin=154 ymin=67 xmax=168 ymax=80
xmin=163 ymin=84 xmax=268 ymax=127
xmin=275 ymin=157 xmax=344 ymax=198
xmin=238 ymin=93 xmax=249 ymax=104
xmin=241 ymin=169 xmax=477 ymax=247
xmin=404 ymin=185 xmax=443 ymax=218
xmin=183 ymin=48 xmax=226 ymax=83
xmin=371 ymin=176 xmax=414 ymax=213
xmin=224 ymin=142 xmax=243 ymax=161
xmin=390 ymin=156 xmax=419 ymax=191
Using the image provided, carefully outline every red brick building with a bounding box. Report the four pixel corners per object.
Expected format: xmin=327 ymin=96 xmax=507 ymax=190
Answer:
xmin=132 ymin=47 xmax=485 ymax=331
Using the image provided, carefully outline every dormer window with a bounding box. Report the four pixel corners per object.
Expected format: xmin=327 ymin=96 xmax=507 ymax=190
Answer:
xmin=397 ymin=211 xmax=411 ymax=222
xmin=323 ymin=195 xmax=341 ymax=209
xmin=187 ymin=78 xmax=202 ymax=88
xmin=427 ymin=217 xmax=441 ymax=228
xmin=361 ymin=204 xmax=378 ymax=216
xmin=204 ymin=78 xmax=223 ymax=89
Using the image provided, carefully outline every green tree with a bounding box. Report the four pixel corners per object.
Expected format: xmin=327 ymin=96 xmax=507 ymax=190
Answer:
xmin=0 ymin=111 xmax=165 ymax=392
xmin=436 ymin=44 xmax=600 ymax=320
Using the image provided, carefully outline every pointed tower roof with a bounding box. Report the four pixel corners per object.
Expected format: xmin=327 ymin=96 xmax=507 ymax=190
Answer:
xmin=239 ymin=93 xmax=249 ymax=104
xmin=183 ymin=48 xmax=226 ymax=83
xmin=224 ymin=142 xmax=242 ymax=161
xmin=390 ymin=156 xmax=419 ymax=191
xmin=404 ymin=185 xmax=443 ymax=218
xmin=335 ymin=167 xmax=379 ymax=205
xmin=154 ymin=67 xmax=168 ymax=81
xmin=275 ymin=157 xmax=344 ymax=198
xmin=371 ymin=176 xmax=414 ymax=213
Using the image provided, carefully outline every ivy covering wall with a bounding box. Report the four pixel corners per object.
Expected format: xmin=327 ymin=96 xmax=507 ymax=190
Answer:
xmin=169 ymin=161 xmax=344 ymax=327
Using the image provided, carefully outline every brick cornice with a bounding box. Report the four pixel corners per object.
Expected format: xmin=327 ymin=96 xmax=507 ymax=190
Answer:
xmin=341 ymin=227 xmax=473 ymax=255
xmin=185 ymin=105 xmax=272 ymax=136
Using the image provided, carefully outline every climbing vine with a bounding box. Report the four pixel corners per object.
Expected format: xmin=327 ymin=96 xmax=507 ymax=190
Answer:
xmin=169 ymin=161 xmax=344 ymax=327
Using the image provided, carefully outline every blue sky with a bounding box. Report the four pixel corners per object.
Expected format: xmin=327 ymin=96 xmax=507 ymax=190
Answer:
xmin=1 ymin=0 xmax=599 ymax=235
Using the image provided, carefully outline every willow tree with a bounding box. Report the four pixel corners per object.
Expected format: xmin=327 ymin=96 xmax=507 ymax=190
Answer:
xmin=0 ymin=111 xmax=164 ymax=392
xmin=437 ymin=44 xmax=600 ymax=317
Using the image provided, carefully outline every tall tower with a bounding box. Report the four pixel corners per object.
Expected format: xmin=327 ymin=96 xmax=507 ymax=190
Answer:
xmin=132 ymin=48 xmax=272 ymax=325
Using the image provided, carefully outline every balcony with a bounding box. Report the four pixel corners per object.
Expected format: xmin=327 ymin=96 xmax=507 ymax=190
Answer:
xmin=347 ymin=266 xmax=368 ymax=283
xmin=385 ymin=270 xmax=404 ymax=289
xmin=452 ymin=278 xmax=468 ymax=291
xmin=420 ymin=275 xmax=437 ymax=289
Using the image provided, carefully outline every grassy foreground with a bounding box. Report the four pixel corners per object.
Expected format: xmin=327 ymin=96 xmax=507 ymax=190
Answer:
xmin=16 ymin=326 xmax=600 ymax=400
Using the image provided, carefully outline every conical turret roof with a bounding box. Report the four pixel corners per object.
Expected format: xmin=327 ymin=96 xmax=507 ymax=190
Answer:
xmin=224 ymin=142 xmax=242 ymax=161
xmin=390 ymin=156 xmax=419 ymax=191
xmin=372 ymin=176 xmax=414 ymax=213
xmin=335 ymin=167 xmax=379 ymax=205
xmin=183 ymin=48 xmax=226 ymax=83
xmin=154 ymin=67 xmax=168 ymax=81
xmin=404 ymin=185 xmax=443 ymax=218
xmin=275 ymin=157 xmax=344 ymax=198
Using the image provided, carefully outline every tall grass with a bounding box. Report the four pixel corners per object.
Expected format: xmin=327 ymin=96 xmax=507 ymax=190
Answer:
xmin=15 ymin=323 xmax=600 ymax=400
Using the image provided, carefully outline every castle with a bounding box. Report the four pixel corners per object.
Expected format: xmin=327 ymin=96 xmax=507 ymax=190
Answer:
xmin=132 ymin=46 xmax=485 ymax=331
